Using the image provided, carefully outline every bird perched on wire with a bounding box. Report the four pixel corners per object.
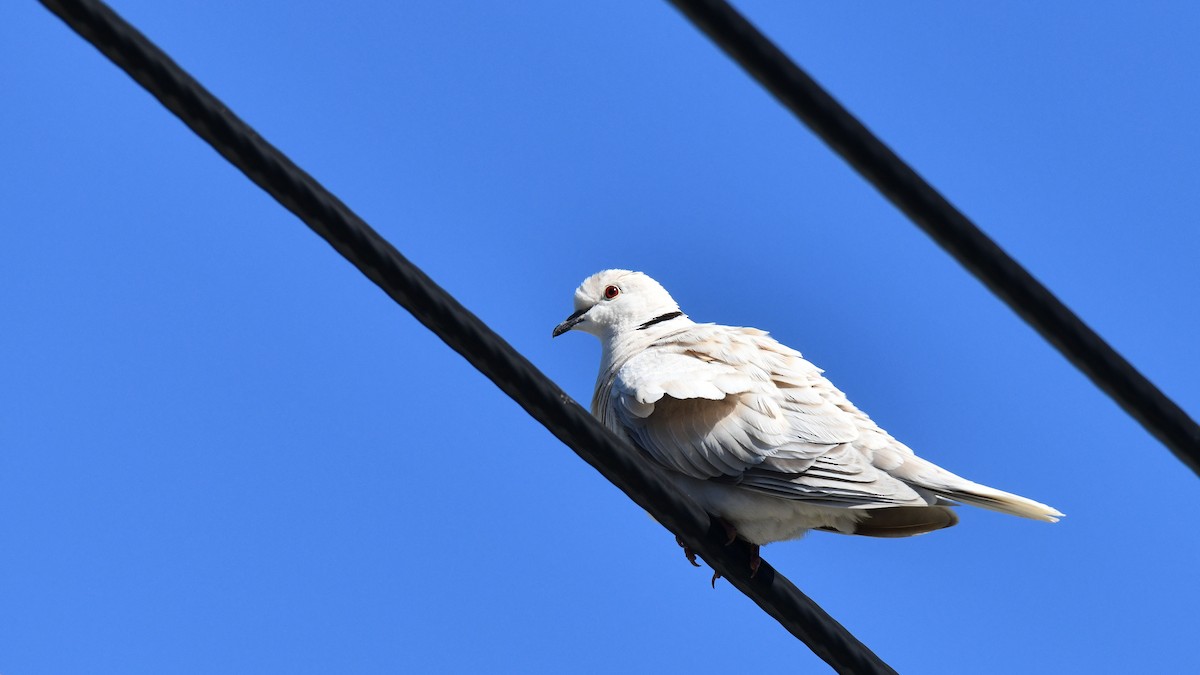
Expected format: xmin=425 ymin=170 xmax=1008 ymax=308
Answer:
xmin=553 ymin=269 xmax=1062 ymax=575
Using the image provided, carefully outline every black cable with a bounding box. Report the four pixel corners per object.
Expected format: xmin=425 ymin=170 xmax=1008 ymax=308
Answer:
xmin=37 ymin=1 xmax=898 ymax=673
xmin=667 ymin=0 xmax=1200 ymax=476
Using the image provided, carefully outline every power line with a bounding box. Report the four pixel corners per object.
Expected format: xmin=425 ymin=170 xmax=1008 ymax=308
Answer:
xmin=667 ymin=0 xmax=1200 ymax=476
xmin=37 ymin=1 xmax=898 ymax=673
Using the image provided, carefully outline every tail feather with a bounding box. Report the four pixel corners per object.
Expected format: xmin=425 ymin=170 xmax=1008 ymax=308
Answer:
xmin=897 ymin=456 xmax=1064 ymax=523
xmin=935 ymin=485 xmax=1064 ymax=522
xmin=842 ymin=505 xmax=960 ymax=538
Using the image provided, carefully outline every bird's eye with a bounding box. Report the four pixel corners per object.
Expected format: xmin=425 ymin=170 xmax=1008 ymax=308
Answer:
xmin=604 ymin=285 xmax=620 ymax=300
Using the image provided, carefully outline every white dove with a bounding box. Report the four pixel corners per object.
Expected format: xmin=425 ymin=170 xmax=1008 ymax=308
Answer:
xmin=553 ymin=269 xmax=1062 ymax=572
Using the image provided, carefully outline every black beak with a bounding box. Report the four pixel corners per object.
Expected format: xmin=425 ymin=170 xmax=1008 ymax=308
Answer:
xmin=552 ymin=308 xmax=588 ymax=337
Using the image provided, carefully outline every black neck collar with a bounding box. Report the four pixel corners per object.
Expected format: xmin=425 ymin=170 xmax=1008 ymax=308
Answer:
xmin=637 ymin=311 xmax=684 ymax=331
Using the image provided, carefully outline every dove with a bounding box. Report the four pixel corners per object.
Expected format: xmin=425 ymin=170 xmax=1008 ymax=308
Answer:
xmin=553 ymin=269 xmax=1062 ymax=571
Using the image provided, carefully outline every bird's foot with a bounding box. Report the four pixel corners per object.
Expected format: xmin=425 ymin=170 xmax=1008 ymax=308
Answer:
xmin=709 ymin=544 xmax=763 ymax=588
xmin=675 ymin=535 xmax=701 ymax=567
xmin=682 ymin=520 xmax=762 ymax=587
xmin=715 ymin=516 xmax=739 ymax=546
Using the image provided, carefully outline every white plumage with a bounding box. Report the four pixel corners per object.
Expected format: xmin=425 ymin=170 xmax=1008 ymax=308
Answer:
xmin=553 ymin=269 xmax=1062 ymax=545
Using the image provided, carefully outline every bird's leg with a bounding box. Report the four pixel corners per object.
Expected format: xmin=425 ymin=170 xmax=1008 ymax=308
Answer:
xmin=715 ymin=516 xmax=739 ymax=546
xmin=748 ymin=544 xmax=761 ymax=578
xmin=675 ymin=534 xmax=701 ymax=567
xmin=710 ymin=545 xmax=762 ymax=587
xmin=702 ymin=516 xmax=763 ymax=586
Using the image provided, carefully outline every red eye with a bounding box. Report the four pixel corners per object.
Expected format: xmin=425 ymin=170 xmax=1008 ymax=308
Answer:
xmin=604 ymin=285 xmax=620 ymax=299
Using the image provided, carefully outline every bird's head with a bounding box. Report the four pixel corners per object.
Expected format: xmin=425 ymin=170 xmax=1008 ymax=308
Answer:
xmin=552 ymin=269 xmax=683 ymax=339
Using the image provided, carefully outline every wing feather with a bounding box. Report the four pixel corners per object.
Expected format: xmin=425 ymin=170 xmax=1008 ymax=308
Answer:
xmin=609 ymin=325 xmax=932 ymax=508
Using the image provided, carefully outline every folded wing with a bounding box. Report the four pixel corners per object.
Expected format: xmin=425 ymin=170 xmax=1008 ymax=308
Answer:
xmin=610 ymin=325 xmax=933 ymax=509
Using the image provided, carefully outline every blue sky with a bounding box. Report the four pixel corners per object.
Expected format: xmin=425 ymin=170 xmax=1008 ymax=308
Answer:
xmin=4 ymin=2 xmax=1198 ymax=673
